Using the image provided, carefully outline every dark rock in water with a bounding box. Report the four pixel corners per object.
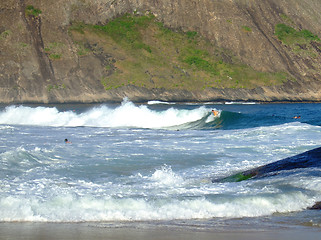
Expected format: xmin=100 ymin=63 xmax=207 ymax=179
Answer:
xmin=308 ymin=201 xmax=321 ymax=210
xmin=213 ymin=147 xmax=321 ymax=183
xmin=310 ymin=202 xmax=321 ymax=210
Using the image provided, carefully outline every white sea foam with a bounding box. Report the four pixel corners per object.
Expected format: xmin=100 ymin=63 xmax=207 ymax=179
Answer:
xmin=0 ymin=100 xmax=210 ymax=129
xmin=1 ymin=153 xmax=319 ymax=223
xmin=0 ymin=191 xmax=314 ymax=222
xmin=225 ymin=101 xmax=257 ymax=105
xmin=147 ymin=100 xmax=175 ymax=105
xmin=149 ymin=165 xmax=184 ymax=186
xmin=1 ymin=103 xmax=321 ymax=224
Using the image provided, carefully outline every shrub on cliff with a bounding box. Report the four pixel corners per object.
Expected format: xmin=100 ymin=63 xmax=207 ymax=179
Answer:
xmin=275 ymin=24 xmax=320 ymax=44
xmin=25 ymin=5 xmax=42 ymax=17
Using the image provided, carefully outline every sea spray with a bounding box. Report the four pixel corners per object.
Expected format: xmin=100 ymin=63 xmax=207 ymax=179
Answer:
xmin=0 ymin=101 xmax=212 ymax=129
xmin=0 ymin=102 xmax=321 ymax=226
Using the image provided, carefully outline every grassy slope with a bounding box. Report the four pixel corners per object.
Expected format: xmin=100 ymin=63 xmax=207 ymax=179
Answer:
xmin=69 ymin=14 xmax=290 ymax=91
xmin=275 ymin=21 xmax=320 ymax=57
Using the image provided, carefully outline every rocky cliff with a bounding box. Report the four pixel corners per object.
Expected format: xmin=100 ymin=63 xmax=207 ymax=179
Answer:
xmin=0 ymin=0 xmax=320 ymax=103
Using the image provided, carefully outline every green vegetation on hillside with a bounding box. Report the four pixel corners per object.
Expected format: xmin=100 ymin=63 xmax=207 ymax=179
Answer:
xmin=47 ymin=84 xmax=66 ymax=92
xmin=69 ymin=14 xmax=289 ymax=91
xmin=44 ymin=42 xmax=65 ymax=60
xmin=0 ymin=30 xmax=11 ymax=40
xmin=92 ymin=14 xmax=153 ymax=53
xmin=274 ymin=21 xmax=320 ymax=58
xmin=275 ymin=23 xmax=320 ymax=44
xmin=25 ymin=5 xmax=42 ymax=17
xmin=241 ymin=26 xmax=252 ymax=32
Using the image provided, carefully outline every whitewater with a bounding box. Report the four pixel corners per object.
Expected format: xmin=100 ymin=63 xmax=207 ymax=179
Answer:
xmin=0 ymin=100 xmax=321 ymax=229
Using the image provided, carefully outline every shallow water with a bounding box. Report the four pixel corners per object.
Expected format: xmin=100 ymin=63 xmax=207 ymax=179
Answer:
xmin=0 ymin=100 xmax=320 ymax=229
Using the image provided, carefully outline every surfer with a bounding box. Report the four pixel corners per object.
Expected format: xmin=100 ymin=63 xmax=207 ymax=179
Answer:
xmin=64 ymin=138 xmax=71 ymax=143
xmin=293 ymin=116 xmax=301 ymax=119
xmin=212 ymin=109 xmax=219 ymax=117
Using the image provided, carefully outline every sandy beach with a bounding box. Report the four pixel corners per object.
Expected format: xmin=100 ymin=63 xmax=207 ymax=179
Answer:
xmin=1 ymin=222 xmax=321 ymax=240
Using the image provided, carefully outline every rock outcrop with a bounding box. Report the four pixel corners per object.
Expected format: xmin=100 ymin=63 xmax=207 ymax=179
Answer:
xmin=212 ymin=146 xmax=321 ymax=182
xmin=0 ymin=0 xmax=320 ymax=103
xmin=212 ymin=146 xmax=321 ymax=211
xmin=308 ymin=201 xmax=321 ymax=210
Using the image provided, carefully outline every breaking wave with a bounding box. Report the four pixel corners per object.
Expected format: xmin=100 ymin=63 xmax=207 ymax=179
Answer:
xmin=0 ymin=100 xmax=219 ymax=130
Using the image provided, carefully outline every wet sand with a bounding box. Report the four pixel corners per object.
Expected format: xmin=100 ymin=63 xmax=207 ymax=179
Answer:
xmin=1 ymin=222 xmax=321 ymax=240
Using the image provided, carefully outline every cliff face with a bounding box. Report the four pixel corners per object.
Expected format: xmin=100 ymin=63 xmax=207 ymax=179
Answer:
xmin=0 ymin=0 xmax=320 ymax=103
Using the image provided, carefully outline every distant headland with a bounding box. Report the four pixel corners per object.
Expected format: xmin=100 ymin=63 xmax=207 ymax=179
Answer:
xmin=0 ymin=0 xmax=320 ymax=104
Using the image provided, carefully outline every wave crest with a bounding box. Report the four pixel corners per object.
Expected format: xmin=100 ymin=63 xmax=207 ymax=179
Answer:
xmin=0 ymin=100 xmax=214 ymax=129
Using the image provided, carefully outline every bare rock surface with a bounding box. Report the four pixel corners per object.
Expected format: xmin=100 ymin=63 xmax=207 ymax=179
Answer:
xmin=0 ymin=0 xmax=320 ymax=103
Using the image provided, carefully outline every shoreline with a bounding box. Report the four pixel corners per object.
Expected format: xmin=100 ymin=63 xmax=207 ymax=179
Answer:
xmin=1 ymin=221 xmax=321 ymax=240
xmin=1 ymin=99 xmax=321 ymax=106
xmin=2 ymin=83 xmax=321 ymax=106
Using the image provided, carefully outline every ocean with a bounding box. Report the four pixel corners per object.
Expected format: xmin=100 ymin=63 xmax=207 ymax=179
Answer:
xmin=0 ymin=99 xmax=321 ymax=233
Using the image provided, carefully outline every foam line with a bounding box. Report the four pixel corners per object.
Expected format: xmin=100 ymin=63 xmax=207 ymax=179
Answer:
xmin=0 ymin=101 xmax=213 ymax=129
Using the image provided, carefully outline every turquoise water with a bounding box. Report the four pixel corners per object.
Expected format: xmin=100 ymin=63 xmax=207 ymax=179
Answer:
xmin=0 ymin=100 xmax=320 ymax=229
